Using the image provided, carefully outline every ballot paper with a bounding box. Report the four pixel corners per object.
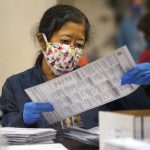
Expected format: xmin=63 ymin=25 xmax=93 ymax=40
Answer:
xmin=25 ymin=46 xmax=139 ymax=125
xmin=0 ymin=127 xmax=56 ymax=145
xmin=8 ymin=144 xmax=68 ymax=150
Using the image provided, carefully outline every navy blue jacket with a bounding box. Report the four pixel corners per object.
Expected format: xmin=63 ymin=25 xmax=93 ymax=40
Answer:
xmin=1 ymin=60 xmax=150 ymax=129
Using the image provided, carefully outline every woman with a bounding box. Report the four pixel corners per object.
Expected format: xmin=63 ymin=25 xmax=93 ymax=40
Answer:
xmin=1 ymin=4 xmax=150 ymax=129
xmin=0 ymin=4 xmax=107 ymax=129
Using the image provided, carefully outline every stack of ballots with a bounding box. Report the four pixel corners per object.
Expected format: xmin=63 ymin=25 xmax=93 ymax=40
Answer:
xmin=62 ymin=126 xmax=99 ymax=146
xmin=0 ymin=127 xmax=56 ymax=145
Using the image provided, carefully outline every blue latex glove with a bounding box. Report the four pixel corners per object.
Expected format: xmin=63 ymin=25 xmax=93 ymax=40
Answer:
xmin=23 ymin=102 xmax=54 ymax=125
xmin=121 ymin=63 xmax=150 ymax=85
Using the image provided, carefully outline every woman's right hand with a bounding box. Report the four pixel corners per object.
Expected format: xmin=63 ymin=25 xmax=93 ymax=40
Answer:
xmin=23 ymin=102 xmax=54 ymax=125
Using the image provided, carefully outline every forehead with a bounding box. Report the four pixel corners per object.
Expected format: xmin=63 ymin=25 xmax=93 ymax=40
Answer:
xmin=53 ymin=22 xmax=85 ymax=40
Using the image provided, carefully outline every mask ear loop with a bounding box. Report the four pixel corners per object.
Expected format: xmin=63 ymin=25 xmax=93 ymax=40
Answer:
xmin=42 ymin=33 xmax=49 ymax=44
xmin=41 ymin=33 xmax=59 ymax=75
xmin=41 ymin=33 xmax=50 ymax=54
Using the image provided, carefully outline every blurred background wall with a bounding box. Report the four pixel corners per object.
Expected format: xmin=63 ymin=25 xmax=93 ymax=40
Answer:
xmin=0 ymin=0 xmax=57 ymax=94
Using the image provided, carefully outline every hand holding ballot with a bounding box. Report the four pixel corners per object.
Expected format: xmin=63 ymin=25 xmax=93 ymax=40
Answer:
xmin=121 ymin=63 xmax=150 ymax=85
xmin=23 ymin=102 xmax=54 ymax=125
xmin=25 ymin=46 xmax=140 ymax=125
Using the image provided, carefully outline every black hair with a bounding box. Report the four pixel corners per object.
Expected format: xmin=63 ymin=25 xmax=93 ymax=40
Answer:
xmin=137 ymin=12 xmax=150 ymax=44
xmin=35 ymin=4 xmax=90 ymax=66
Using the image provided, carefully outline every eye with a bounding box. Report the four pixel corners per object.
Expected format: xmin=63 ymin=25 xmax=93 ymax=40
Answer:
xmin=59 ymin=39 xmax=70 ymax=45
xmin=75 ymin=43 xmax=84 ymax=49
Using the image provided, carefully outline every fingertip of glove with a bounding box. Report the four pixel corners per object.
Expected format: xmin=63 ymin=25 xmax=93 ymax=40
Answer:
xmin=48 ymin=103 xmax=54 ymax=111
xmin=121 ymin=80 xmax=126 ymax=85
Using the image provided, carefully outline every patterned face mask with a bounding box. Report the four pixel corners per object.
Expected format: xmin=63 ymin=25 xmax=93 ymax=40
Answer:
xmin=42 ymin=34 xmax=83 ymax=76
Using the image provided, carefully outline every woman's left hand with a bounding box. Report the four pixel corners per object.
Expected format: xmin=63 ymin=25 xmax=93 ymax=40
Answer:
xmin=121 ymin=63 xmax=150 ymax=85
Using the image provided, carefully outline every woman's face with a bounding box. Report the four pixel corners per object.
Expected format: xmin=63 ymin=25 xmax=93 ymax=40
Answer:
xmin=50 ymin=21 xmax=85 ymax=49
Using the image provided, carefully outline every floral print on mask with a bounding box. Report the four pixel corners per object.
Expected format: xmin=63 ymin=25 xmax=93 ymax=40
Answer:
xmin=43 ymin=41 xmax=83 ymax=75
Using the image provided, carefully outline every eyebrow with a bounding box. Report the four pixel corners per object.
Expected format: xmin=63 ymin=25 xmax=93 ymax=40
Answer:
xmin=60 ymin=34 xmax=85 ymax=41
